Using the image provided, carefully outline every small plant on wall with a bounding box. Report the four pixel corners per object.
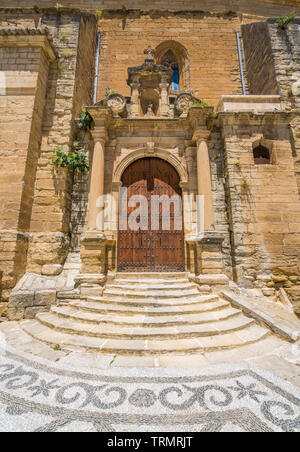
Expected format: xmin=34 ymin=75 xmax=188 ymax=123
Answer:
xmin=95 ymin=9 xmax=102 ymax=21
xmin=78 ymin=111 xmax=94 ymax=131
xmin=190 ymin=99 xmax=211 ymax=108
xmin=277 ymin=13 xmax=295 ymax=29
xmin=52 ymin=141 xmax=89 ymax=173
xmin=105 ymin=87 xmax=116 ymax=97
xmin=241 ymin=177 xmax=251 ymax=193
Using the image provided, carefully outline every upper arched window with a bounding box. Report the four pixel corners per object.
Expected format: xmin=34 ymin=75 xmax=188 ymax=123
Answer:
xmin=155 ymin=41 xmax=190 ymax=91
xmin=160 ymin=49 xmax=180 ymax=91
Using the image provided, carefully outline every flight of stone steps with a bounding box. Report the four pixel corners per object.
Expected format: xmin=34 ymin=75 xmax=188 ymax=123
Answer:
xmin=21 ymin=273 xmax=271 ymax=356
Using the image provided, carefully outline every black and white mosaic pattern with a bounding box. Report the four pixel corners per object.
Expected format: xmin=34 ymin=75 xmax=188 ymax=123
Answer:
xmin=0 ymin=342 xmax=299 ymax=432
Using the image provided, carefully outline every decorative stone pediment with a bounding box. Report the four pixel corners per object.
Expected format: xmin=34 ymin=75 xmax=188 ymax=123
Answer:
xmin=95 ymin=93 xmax=127 ymax=118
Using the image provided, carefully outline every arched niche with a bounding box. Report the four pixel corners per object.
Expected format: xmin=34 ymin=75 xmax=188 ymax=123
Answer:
xmin=140 ymin=88 xmax=160 ymax=116
xmin=155 ymin=41 xmax=190 ymax=91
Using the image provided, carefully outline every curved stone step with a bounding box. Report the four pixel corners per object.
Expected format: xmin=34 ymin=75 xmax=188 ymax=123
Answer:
xmin=21 ymin=320 xmax=270 ymax=355
xmin=51 ymin=305 xmax=241 ymax=327
xmin=69 ymin=299 xmax=230 ymax=315
xmin=36 ymin=311 xmax=255 ymax=340
xmin=107 ymin=282 xmax=198 ymax=292
xmin=103 ymin=288 xmax=200 ymax=299
xmin=88 ymin=293 xmax=219 ymax=307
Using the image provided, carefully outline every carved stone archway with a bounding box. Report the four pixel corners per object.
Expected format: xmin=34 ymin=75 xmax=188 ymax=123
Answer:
xmin=113 ymin=146 xmax=189 ymax=186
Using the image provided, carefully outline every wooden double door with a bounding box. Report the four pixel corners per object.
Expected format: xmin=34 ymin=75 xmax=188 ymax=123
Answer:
xmin=117 ymin=157 xmax=185 ymax=272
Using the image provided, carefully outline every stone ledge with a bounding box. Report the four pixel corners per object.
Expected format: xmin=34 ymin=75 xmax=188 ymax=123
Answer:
xmin=222 ymin=290 xmax=300 ymax=343
xmin=217 ymin=95 xmax=283 ymax=114
xmin=0 ymin=28 xmax=57 ymax=61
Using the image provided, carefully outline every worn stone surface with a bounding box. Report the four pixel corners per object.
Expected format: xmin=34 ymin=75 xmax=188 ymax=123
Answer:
xmin=0 ymin=325 xmax=300 ymax=432
xmin=222 ymin=290 xmax=300 ymax=342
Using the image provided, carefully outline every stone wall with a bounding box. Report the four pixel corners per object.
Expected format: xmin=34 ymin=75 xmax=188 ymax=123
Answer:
xmin=27 ymin=12 xmax=97 ymax=275
xmin=208 ymin=127 xmax=233 ymax=277
xmin=267 ymin=18 xmax=300 ymax=109
xmin=0 ymin=11 xmax=97 ymax=308
xmin=0 ymin=35 xmax=53 ymax=304
xmin=221 ymin=112 xmax=300 ymax=314
xmin=242 ymin=21 xmax=279 ymax=95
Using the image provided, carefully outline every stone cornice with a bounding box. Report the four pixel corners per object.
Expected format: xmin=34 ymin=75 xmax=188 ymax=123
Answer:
xmin=0 ymin=28 xmax=57 ymax=61
xmin=218 ymin=110 xmax=297 ymax=126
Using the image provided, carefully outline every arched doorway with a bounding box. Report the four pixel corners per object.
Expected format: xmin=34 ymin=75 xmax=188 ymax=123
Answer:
xmin=117 ymin=157 xmax=185 ymax=272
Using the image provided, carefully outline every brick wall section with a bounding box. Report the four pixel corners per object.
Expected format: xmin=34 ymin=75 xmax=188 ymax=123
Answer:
xmin=242 ymin=21 xmax=279 ymax=95
xmin=0 ymin=45 xmax=50 ymax=302
xmin=222 ymin=114 xmax=300 ymax=314
xmin=0 ymin=0 xmax=299 ymax=16
xmin=97 ymin=12 xmax=246 ymax=107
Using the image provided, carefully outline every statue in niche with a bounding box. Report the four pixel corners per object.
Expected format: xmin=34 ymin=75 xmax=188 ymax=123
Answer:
xmin=144 ymin=103 xmax=155 ymax=117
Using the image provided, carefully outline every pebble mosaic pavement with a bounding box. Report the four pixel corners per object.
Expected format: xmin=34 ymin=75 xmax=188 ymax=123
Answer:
xmin=0 ymin=332 xmax=299 ymax=432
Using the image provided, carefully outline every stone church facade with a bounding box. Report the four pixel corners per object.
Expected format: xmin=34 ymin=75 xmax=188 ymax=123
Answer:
xmin=1 ymin=0 xmax=300 ymax=326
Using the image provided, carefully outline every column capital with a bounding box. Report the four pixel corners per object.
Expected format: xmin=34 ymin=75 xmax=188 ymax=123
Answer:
xmin=91 ymin=129 xmax=108 ymax=144
xmin=193 ymin=129 xmax=210 ymax=144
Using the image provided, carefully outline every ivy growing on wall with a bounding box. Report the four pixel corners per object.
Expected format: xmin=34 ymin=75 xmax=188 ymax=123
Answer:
xmin=52 ymin=141 xmax=89 ymax=173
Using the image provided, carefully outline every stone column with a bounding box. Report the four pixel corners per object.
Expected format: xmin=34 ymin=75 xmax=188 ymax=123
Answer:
xmin=130 ymin=77 xmax=140 ymax=118
xmin=196 ymin=139 xmax=214 ymax=231
xmin=80 ymin=128 xmax=108 ymax=295
xmin=86 ymin=137 xmax=105 ymax=231
xmin=160 ymin=77 xmax=170 ymax=118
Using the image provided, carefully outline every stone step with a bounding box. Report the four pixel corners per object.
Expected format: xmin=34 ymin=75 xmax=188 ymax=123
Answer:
xmin=103 ymin=288 xmax=201 ymax=299
xmin=70 ymin=299 xmax=230 ymax=315
xmin=113 ymin=278 xmax=191 ymax=286
xmin=87 ymin=293 xmax=219 ymax=307
xmin=108 ymin=282 xmax=196 ymax=291
xmin=21 ymin=320 xmax=270 ymax=355
xmin=114 ymin=272 xmax=189 ymax=281
xmin=52 ymin=305 xmax=241 ymax=327
xmin=36 ymin=311 xmax=255 ymax=340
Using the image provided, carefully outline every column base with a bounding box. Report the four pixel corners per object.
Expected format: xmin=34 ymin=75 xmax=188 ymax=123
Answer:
xmin=80 ymin=231 xmax=106 ymax=275
xmin=187 ymin=231 xmax=225 ymax=275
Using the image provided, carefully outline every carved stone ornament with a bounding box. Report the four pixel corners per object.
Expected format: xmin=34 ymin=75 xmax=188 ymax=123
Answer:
xmin=107 ymin=93 xmax=127 ymax=117
xmin=175 ymin=92 xmax=194 ymax=117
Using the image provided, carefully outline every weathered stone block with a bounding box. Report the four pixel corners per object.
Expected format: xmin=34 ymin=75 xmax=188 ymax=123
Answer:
xmin=34 ymin=290 xmax=56 ymax=307
xmin=9 ymin=292 xmax=34 ymax=308
xmin=25 ymin=306 xmax=50 ymax=319
xmin=41 ymin=264 xmax=63 ymax=276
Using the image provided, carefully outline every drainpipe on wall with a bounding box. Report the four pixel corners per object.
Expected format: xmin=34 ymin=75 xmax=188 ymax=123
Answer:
xmin=236 ymin=30 xmax=246 ymax=96
xmin=94 ymin=31 xmax=101 ymax=104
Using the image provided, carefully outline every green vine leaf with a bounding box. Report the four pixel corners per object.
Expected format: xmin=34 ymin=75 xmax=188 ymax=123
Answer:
xmin=52 ymin=142 xmax=89 ymax=173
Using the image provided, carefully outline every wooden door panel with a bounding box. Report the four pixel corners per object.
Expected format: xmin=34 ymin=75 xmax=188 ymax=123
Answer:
xmin=118 ymin=157 xmax=184 ymax=272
